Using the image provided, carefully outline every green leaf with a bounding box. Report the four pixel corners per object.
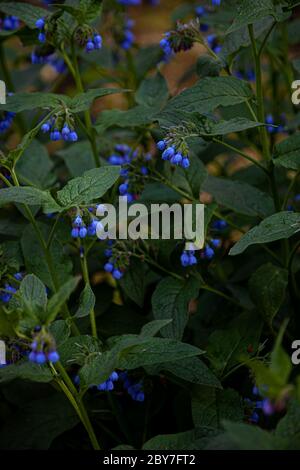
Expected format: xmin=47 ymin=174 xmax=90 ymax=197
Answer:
xmin=142 ymin=430 xmax=200 ymax=451
xmin=0 ymin=2 xmax=49 ymax=29
xmin=46 ymin=277 xmax=80 ymax=324
xmin=79 ymin=351 xmax=117 ymax=387
xmin=74 ymin=284 xmax=96 ymax=319
xmin=56 ymin=141 xmax=95 ymax=177
xmin=15 ymin=139 xmax=55 ymax=189
xmin=119 ymin=258 xmax=146 ymax=307
xmin=18 ymin=274 xmax=47 ymax=321
xmin=58 ymin=335 xmax=101 ymax=366
xmin=226 ymin=0 xmax=287 ymax=35
xmin=152 ymin=276 xmax=200 ymax=340
xmin=221 ymin=421 xmax=275 ymax=450
xmin=192 ymin=387 xmax=243 ymax=429
xmin=116 ymin=336 xmax=203 ymax=369
xmin=223 ymin=18 xmax=274 ymax=56
xmin=68 ymin=88 xmax=124 ymax=113
xmin=0 ymin=394 xmax=79 ymax=450
xmin=203 ymin=175 xmax=274 ymax=217
xmin=0 ymin=361 xmax=52 ymax=384
xmin=135 ymin=73 xmax=169 ymax=108
xmin=249 ymin=263 xmax=288 ymax=326
xmin=56 ymin=166 xmax=120 ymax=208
xmin=140 ymin=319 xmax=172 ymax=337
xmin=273 ymin=133 xmax=300 ymax=170
xmin=155 ymin=357 xmax=222 ymax=388
xmin=207 ymin=311 xmax=263 ymax=376
xmin=230 ymin=212 xmax=300 ymax=256
xmin=0 ymin=186 xmax=60 ymax=213
xmin=95 ymin=105 xmax=157 ymax=132
xmin=196 ymin=55 xmax=223 ymax=78
xmin=21 ymin=224 xmax=73 ymax=290
xmin=275 ymin=401 xmax=300 ymax=449
xmin=168 ymin=155 xmax=207 ymax=199
xmin=157 ymin=77 xmax=253 ymax=126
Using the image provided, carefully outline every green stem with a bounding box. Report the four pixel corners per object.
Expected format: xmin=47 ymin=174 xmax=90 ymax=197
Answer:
xmin=213 ymin=138 xmax=268 ymax=173
xmin=70 ymin=42 xmax=100 ymax=168
xmin=248 ymin=24 xmax=271 ymax=161
xmin=80 ymin=251 xmax=98 ymax=338
xmin=54 ymin=362 xmax=101 ymax=450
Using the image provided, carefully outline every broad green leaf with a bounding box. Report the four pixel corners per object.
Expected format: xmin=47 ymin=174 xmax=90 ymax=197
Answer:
xmin=275 ymin=401 xmax=300 ymax=449
xmin=152 ymin=276 xmax=200 ymax=340
xmin=203 ymin=175 xmax=274 ymax=217
xmin=16 ymin=140 xmax=55 ymax=189
xmin=79 ymin=351 xmax=117 ymax=387
xmin=0 ymin=2 xmax=49 ymax=29
xmin=18 ymin=274 xmax=47 ymax=321
xmin=46 ymin=277 xmax=80 ymax=324
xmin=119 ymin=258 xmax=146 ymax=307
xmin=0 ymin=361 xmax=52 ymax=384
xmin=192 ymin=387 xmax=243 ymax=429
xmin=49 ymin=320 xmax=71 ymax=346
xmin=140 ymin=319 xmax=172 ymax=337
xmin=168 ymin=155 xmax=208 ymax=198
xmin=142 ymin=430 xmax=200 ymax=451
xmin=230 ymin=212 xmax=300 ymax=256
xmin=207 ymin=311 xmax=263 ymax=376
xmin=196 ymin=55 xmax=223 ymax=78
xmin=249 ymin=263 xmax=288 ymax=326
xmin=21 ymin=224 xmax=73 ymax=290
xmin=0 ymin=186 xmax=60 ymax=213
xmin=273 ymin=133 xmax=300 ymax=170
xmin=154 ymin=357 xmax=222 ymax=388
xmin=157 ymin=77 xmax=253 ymax=126
xmin=95 ymin=105 xmax=157 ymax=132
xmin=221 ymin=421 xmax=275 ymax=450
xmin=115 ymin=335 xmax=203 ymax=369
xmin=56 ymin=141 xmax=95 ymax=177
xmin=223 ymin=18 xmax=274 ymax=55
xmin=74 ymin=284 xmax=96 ymax=318
xmin=0 ymin=89 xmax=123 ymax=113
xmin=56 ymin=166 xmax=120 ymax=208
xmin=0 ymin=394 xmax=79 ymax=450
xmin=135 ymin=73 xmax=169 ymax=108
xmin=226 ymin=0 xmax=287 ymax=35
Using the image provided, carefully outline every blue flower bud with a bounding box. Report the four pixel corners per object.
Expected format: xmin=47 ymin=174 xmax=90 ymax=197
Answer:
xmin=162 ymin=146 xmax=175 ymax=160
xmin=35 ymin=18 xmax=45 ymax=29
xmin=79 ymin=227 xmax=87 ymax=238
xmin=104 ymin=262 xmax=114 ymax=273
xmin=181 ymin=157 xmax=190 ymax=169
xmin=112 ymin=269 xmax=123 ymax=280
xmin=38 ymin=32 xmax=46 ymax=43
xmin=35 ymin=352 xmax=47 ymax=364
xmin=47 ymin=351 xmax=60 ymax=363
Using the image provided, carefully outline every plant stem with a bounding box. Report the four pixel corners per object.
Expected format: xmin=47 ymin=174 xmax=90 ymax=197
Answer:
xmin=248 ymin=24 xmax=270 ymax=161
xmin=80 ymin=250 xmax=98 ymax=338
xmin=70 ymin=42 xmax=100 ymax=168
xmin=53 ymin=362 xmax=101 ymax=450
xmin=213 ymin=138 xmax=268 ymax=173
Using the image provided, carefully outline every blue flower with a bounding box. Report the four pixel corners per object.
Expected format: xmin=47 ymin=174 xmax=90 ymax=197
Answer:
xmin=2 ymin=16 xmax=20 ymax=31
xmin=35 ymin=18 xmax=45 ymax=30
xmin=181 ymin=250 xmax=198 ymax=267
xmin=97 ymin=371 xmax=119 ymax=391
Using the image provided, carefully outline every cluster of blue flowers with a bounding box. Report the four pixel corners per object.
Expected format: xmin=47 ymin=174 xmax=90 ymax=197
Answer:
xmin=29 ymin=342 xmax=59 ymax=364
xmin=207 ymin=34 xmax=222 ymax=54
xmin=0 ymin=15 xmax=20 ymax=31
xmin=71 ymin=215 xmax=100 ymax=239
xmin=97 ymin=371 xmax=119 ymax=391
xmin=159 ymin=33 xmax=173 ymax=62
xmin=180 ymin=250 xmax=197 ymax=267
xmin=120 ymin=18 xmax=135 ymax=50
xmin=36 ymin=18 xmax=47 ymax=43
xmin=85 ymin=33 xmax=102 ymax=53
xmin=104 ymin=242 xmax=124 ymax=280
xmin=0 ymin=111 xmax=15 ymax=134
xmin=119 ymin=371 xmax=145 ymax=401
xmin=41 ymin=119 xmax=78 ymax=142
xmin=266 ymin=114 xmax=287 ymax=134
xmin=0 ymin=272 xmax=22 ymax=303
xmin=246 ymin=386 xmax=275 ymax=423
xmin=195 ymin=6 xmax=210 ymax=32
xmin=108 ymin=144 xmax=138 ymax=202
xmin=212 ymin=219 xmax=228 ymax=230
xmin=157 ymin=140 xmax=190 ymax=169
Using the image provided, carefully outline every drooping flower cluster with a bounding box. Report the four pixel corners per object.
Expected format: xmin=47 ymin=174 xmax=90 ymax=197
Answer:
xmin=0 ymin=111 xmax=15 ymax=134
xmin=71 ymin=214 xmax=102 ymax=239
xmin=119 ymin=371 xmax=145 ymax=401
xmin=0 ymin=15 xmax=20 ymax=31
xmin=157 ymin=140 xmax=190 ymax=169
xmin=180 ymin=250 xmax=197 ymax=267
xmin=35 ymin=18 xmax=47 ymax=43
xmin=85 ymin=33 xmax=103 ymax=53
xmin=160 ymin=20 xmax=201 ymax=61
xmin=103 ymin=241 xmax=125 ymax=280
xmin=0 ymin=272 xmax=22 ymax=303
xmin=120 ymin=18 xmax=135 ymax=50
xmin=97 ymin=371 xmax=119 ymax=391
xmin=245 ymin=386 xmax=277 ymax=424
xmin=41 ymin=117 xmax=78 ymax=142
xmin=28 ymin=327 xmax=60 ymax=365
xmin=200 ymin=238 xmax=222 ymax=260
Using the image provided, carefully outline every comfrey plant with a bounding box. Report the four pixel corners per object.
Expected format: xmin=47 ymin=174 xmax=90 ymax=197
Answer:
xmin=1 ymin=0 xmax=300 ymax=453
